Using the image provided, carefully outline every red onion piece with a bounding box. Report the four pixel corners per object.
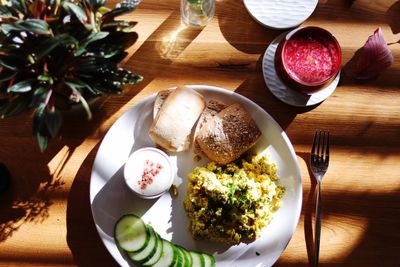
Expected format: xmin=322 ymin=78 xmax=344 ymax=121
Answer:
xmin=356 ymin=27 xmax=394 ymax=80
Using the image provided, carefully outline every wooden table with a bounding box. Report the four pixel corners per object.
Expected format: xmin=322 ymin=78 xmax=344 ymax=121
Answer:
xmin=1 ymin=0 xmax=399 ymax=266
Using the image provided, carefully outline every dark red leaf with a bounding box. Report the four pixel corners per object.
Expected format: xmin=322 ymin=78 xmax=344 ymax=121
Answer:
xmin=356 ymin=27 xmax=394 ymax=80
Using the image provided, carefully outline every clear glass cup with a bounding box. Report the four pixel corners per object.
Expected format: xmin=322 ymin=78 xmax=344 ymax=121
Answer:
xmin=180 ymin=0 xmax=216 ymax=27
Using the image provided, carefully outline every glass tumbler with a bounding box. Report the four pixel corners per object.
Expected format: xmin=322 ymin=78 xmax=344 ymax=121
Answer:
xmin=180 ymin=0 xmax=216 ymax=27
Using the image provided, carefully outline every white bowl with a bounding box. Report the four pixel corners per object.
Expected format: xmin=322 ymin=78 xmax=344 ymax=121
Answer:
xmin=123 ymin=147 xmax=174 ymax=199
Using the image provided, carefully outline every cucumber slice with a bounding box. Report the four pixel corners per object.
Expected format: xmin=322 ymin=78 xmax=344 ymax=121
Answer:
xmin=172 ymin=245 xmax=184 ymax=267
xmin=128 ymin=225 xmax=158 ymax=263
xmin=152 ymin=239 xmax=177 ymax=267
xmin=142 ymin=233 xmax=163 ymax=266
xmin=114 ymin=214 xmax=149 ymax=252
xmin=115 ymin=214 xmax=218 ymax=267
xmin=175 ymin=245 xmax=191 ymax=267
xmin=189 ymin=251 xmax=205 ymax=267
xmin=202 ymin=253 xmax=216 ymax=267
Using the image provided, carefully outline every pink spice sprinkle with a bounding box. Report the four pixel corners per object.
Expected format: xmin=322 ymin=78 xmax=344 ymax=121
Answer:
xmin=138 ymin=159 xmax=163 ymax=191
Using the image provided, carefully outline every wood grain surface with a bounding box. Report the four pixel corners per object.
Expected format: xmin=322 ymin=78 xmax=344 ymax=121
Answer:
xmin=1 ymin=0 xmax=399 ymax=266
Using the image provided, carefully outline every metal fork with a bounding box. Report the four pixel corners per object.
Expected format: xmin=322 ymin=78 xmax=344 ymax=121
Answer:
xmin=310 ymin=131 xmax=330 ymax=267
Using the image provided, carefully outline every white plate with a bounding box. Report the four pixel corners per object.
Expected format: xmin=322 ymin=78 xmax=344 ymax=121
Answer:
xmin=90 ymin=85 xmax=302 ymax=267
xmin=243 ymin=0 xmax=318 ymax=29
xmin=262 ymin=33 xmax=340 ymax=107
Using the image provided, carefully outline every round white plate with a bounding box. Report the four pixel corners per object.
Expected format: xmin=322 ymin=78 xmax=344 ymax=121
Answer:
xmin=90 ymin=85 xmax=302 ymax=267
xmin=243 ymin=0 xmax=318 ymax=29
xmin=262 ymin=33 xmax=340 ymax=107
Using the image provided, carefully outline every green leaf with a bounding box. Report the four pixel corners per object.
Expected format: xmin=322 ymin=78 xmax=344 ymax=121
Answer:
xmin=0 ymin=95 xmax=30 ymax=117
xmin=101 ymin=20 xmax=137 ymax=32
xmin=97 ymin=6 xmax=111 ymax=15
xmin=37 ymin=74 xmax=53 ymax=84
xmin=102 ymin=4 xmax=136 ymax=22
xmin=89 ymin=45 xmax=121 ymax=59
xmin=62 ymin=2 xmax=88 ymax=24
xmin=64 ymin=78 xmax=99 ymax=95
xmin=9 ymin=0 xmax=28 ymax=15
xmin=64 ymin=78 xmax=101 ymax=96
xmin=29 ymin=87 xmax=48 ymax=108
xmin=0 ymin=69 xmax=16 ymax=82
xmin=79 ymin=95 xmax=92 ymax=120
xmin=0 ymin=42 xmax=21 ymax=53
xmin=76 ymin=57 xmax=104 ymax=73
xmin=90 ymin=80 xmax=123 ymax=94
xmin=0 ymin=6 xmax=18 ymax=20
xmin=123 ymin=73 xmax=143 ymax=85
xmin=64 ymin=82 xmax=93 ymax=119
xmin=74 ymin=31 xmax=109 ymax=56
xmin=0 ymin=98 xmax=8 ymax=109
xmin=45 ymin=110 xmax=62 ymax=138
xmin=2 ymin=19 xmax=51 ymax=35
xmin=64 ymin=79 xmax=86 ymax=90
xmin=36 ymin=133 xmax=48 ymax=152
xmin=104 ymin=68 xmax=143 ymax=85
xmin=32 ymin=104 xmax=50 ymax=152
xmin=65 ymin=76 xmax=102 ymax=96
xmin=32 ymin=34 xmax=77 ymax=60
xmin=84 ymin=0 xmax=107 ymax=10
xmin=106 ymin=31 xmax=138 ymax=50
xmin=8 ymin=80 xmax=31 ymax=93
xmin=0 ymin=53 xmax=24 ymax=71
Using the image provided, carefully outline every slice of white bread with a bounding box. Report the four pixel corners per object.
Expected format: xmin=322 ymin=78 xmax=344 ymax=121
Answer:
xmin=193 ymin=99 xmax=228 ymax=156
xmin=195 ymin=103 xmax=261 ymax=165
xmin=149 ymin=86 xmax=205 ymax=152
xmin=153 ymin=91 xmax=227 ymax=156
xmin=153 ymin=89 xmax=172 ymax=119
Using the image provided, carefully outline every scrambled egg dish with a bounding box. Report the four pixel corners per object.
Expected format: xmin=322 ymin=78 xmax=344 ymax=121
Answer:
xmin=184 ymin=154 xmax=284 ymax=244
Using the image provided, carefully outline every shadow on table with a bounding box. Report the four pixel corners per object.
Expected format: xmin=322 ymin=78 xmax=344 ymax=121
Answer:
xmin=233 ymin=52 xmax=318 ymax=131
xmin=66 ymin=143 xmax=119 ymax=267
xmin=279 ymin=150 xmax=400 ymax=267
xmin=65 ymin=10 xmax=207 ymax=267
xmin=297 ymin=151 xmax=318 ymax=266
xmin=217 ymin=0 xmax=284 ymax=55
xmin=386 ymin=1 xmax=400 ymax=34
xmin=341 ymin=45 xmax=399 ymax=90
xmin=215 ymin=1 xmax=321 ymax=130
xmin=0 ymin=134 xmax=81 ymax=243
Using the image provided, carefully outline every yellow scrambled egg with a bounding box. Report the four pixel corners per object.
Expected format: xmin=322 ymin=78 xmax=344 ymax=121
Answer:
xmin=184 ymin=154 xmax=284 ymax=244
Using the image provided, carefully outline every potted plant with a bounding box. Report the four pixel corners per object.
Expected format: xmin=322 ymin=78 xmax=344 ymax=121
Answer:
xmin=0 ymin=0 xmax=143 ymax=151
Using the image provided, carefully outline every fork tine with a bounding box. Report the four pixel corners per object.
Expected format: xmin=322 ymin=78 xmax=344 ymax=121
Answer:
xmin=317 ymin=131 xmax=322 ymax=161
xmin=321 ymin=131 xmax=326 ymax=160
xmin=311 ymin=131 xmax=317 ymax=160
xmin=325 ymin=131 xmax=330 ymax=163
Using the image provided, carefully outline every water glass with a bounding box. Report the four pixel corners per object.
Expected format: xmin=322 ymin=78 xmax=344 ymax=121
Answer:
xmin=180 ymin=0 xmax=216 ymax=27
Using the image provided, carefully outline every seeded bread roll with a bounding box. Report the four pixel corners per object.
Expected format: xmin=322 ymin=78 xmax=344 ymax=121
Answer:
xmin=195 ymin=103 xmax=261 ymax=165
xmin=193 ymin=99 xmax=228 ymax=156
xmin=149 ymin=86 xmax=205 ymax=152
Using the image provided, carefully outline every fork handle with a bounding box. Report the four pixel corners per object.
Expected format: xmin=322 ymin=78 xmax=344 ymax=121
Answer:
xmin=314 ymin=182 xmax=322 ymax=267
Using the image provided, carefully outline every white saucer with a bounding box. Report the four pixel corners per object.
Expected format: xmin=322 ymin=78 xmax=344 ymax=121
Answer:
xmin=243 ymin=0 xmax=318 ymax=29
xmin=262 ymin=33 xmax=340 ymax=107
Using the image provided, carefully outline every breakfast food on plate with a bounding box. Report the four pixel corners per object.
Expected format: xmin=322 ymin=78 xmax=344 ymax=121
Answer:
xmin=192 ymin=99 xmax=228 ymax=156
xmin=150 ymin=87 xmax=261 ymax=163
xmin=184 ymin=154 xmax=284 ymax=244
xmin=195 ymin=103 xmax=262 ymax=165
xmin=149 ymin=86 xmax=205 ymax=152
xmin=123 ymin=147 xmax=174 ymax=199
xmin=153 ymin=89 xmax=172 ymax=119
xmin=114 ymin=214 xmax=216 ymax=267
